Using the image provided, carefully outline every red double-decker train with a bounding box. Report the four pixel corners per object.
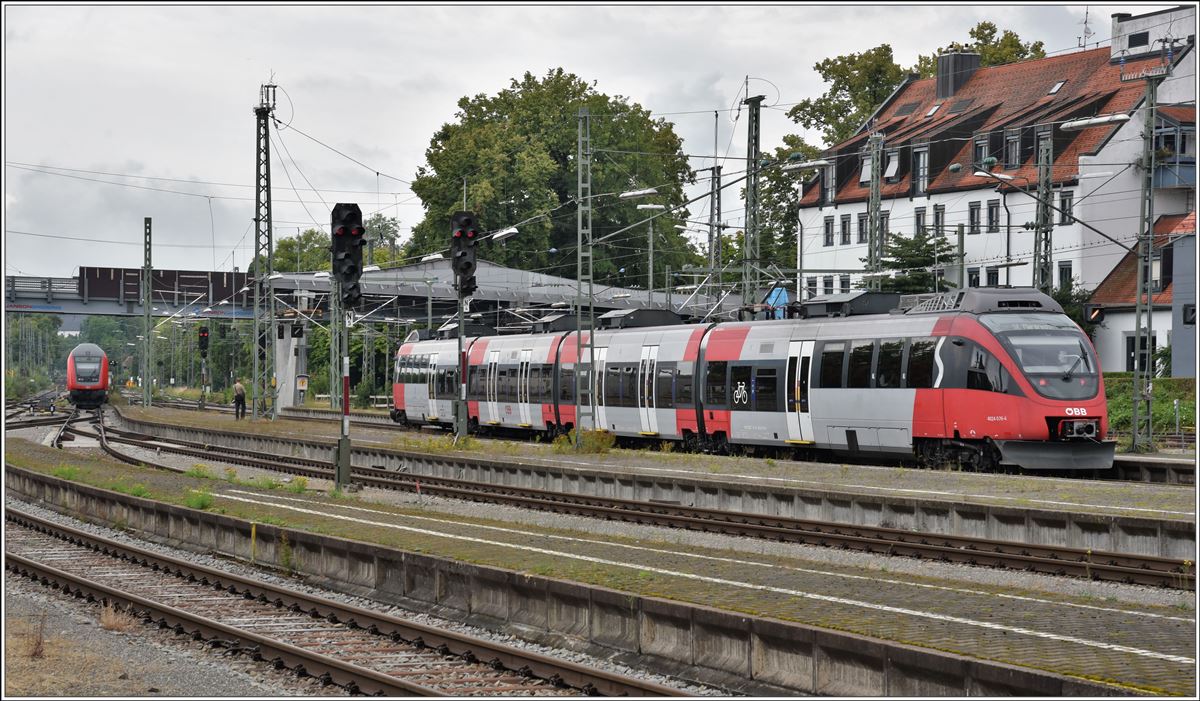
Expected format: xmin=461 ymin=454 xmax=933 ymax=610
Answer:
xmin=66 ymin=343 xmax=110 ymax=409
xmin=392 ymin=288 xmax=1114 ymax=472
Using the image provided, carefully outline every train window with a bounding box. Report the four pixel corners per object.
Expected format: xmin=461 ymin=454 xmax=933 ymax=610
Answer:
xmin=705 ymin=361 xmax=728 ymax=406
xmin=530 ymin=366 xmax=542 ymax=402
xmin=560 ymin=366 xmax=574 ymax=401
xmin=677 ymin=362 xmax=694 ymax=405
xmin=755 ymin=367 xmax=778 ymax=412
xmin=819 ymin=342 xmax=846 ymax=388
xmin=731 ymin=365 xmax=752 ymax=409
xmin=799 ymin=356 xmax=811 ymax=411
xmin=656 ymin=365 xmax=675 ymax=409
xmin=966 ymin=343 xmax=1014 ymax=394
xmin=623 ymin=365 xmax=637 ymax=408
xmin=786 ymin=357 xmax=797 ymax=411
xmin=605 ymin=365 xmax=620 ymax=406
xmin=877 ymin=339 xmax=904 ymax=388
xmin=847 ymin=340 xmax=873 ymax=388
xmin=906 ymin=338 xmax=937 ymax=388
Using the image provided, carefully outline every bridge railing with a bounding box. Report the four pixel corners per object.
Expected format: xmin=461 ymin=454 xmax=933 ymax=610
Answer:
xmin=6 ymin=276 xmax=78 ymax=303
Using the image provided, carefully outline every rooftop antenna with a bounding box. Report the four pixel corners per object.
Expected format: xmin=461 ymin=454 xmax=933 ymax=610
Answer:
xmin=1078 ymin=7 xmax=1095 ymax=48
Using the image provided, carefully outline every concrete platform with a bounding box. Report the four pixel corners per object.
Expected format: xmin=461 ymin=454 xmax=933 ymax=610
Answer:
xmin=6 ymin=463 xmax=1195 ymax=696
xmin=110 ymin=406 xmax=1197 ymax=559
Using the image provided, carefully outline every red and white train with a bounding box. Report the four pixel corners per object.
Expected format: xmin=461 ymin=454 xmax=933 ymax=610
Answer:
xmin=66 ymin=342 xmax=110 ymax=409
xmin=392 ymin=288 xmax=1114 ymax=471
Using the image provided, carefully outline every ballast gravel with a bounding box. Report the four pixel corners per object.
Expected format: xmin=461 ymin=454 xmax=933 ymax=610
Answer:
xmin=5 ymin=496 xmax=725 ymax=697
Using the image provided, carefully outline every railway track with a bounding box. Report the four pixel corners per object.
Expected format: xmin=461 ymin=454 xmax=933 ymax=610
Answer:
xmin=135 ymin=397 xmax=1197 ymax=486
xmin=71 ymin=420 xmax=1196 ymax=591
xmin=5 ymin=507 xmax=687 ymax=697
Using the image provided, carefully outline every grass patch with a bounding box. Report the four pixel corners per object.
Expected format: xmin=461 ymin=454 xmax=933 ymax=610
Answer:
xmin=50 ymin=465 xmax=80 ymax=481
xmin=184 ymin=464 xmax=213 ymax=479
xmin=184 ymin=489 xmax=214 ymax=510
xmin=98 ymin=604 xmax=139 ymax=633
xmin=285 ymin=476 xmax=308 ymax=493
xmin=106 ymin=480 xmax=151 ymax=498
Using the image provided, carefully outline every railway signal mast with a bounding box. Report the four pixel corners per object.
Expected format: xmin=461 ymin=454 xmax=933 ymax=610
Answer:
xmin=451 ymin=211 xmax=478 ymax=440
xmin=198 ymin=325 xmax=209 ymax=408
xmin=331 ymin=203 xmax=365 ymax=488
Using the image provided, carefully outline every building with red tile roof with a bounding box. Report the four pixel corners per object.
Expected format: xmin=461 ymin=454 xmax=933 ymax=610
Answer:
xmin=794 ymin=6 xmax=1195 ymax=374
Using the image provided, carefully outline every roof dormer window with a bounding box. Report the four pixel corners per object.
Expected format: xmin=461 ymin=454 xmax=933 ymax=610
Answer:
xmin=1048 ymin=80 xmax=1066 ymax=95
xmin=926 ymin=103 xmax=941 ymax=118
xmin=859 ymin=154 xmax=872 ymax=184
xmin=884 ymin=150 xmax=900 ymax=179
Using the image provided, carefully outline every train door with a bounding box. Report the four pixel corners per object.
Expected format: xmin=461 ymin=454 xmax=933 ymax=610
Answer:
xmin=426 ymin=353 xmax=439 ymax=420
xmin=638 ymin=345 xmax=659 ymax=435
xmin=485 ymin=350 xmax=500 ymax=424
xmin=595 ymin=347 xmax=608 ymax=430
xmin=785 ymin=340 xmax=815 ymax=444
xmin=517 ymin=349 xmax=533 ymax=427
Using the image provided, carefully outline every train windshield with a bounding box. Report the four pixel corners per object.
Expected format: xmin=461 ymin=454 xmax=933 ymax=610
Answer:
xmin=979 ymin=313 xmax=1098 ymax=400
xmin=75 ymin=359 xmax=101 ymax=383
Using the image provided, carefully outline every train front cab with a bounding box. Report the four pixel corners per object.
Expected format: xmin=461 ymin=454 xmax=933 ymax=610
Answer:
xmin=945 ymin=311 xmax=1113 ymax=470
xmin=67 ymin=344 xmax=109 ymax=409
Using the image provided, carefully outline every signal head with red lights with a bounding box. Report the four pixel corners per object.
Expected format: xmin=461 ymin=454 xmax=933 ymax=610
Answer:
xmin=330 ymin=203 xmax=365 ymax=307
xmin=450 ymin=211 xmax=478 ymax=296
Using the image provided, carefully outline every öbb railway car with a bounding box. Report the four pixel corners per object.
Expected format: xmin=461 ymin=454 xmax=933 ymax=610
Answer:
xmin=392 ymin=288 xmax=1115 ymax=471
xmin=66 ymin=343 xmax=110 ymax=409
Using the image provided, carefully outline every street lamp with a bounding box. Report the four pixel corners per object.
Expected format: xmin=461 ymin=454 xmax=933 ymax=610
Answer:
xmin=491 ymin=227 xmax=519 ymax=243
xmin=636 ymin=203 xmax=666 ymax=305
xmin=421 ymin=253 xmax=443 ymax=263
xmin=781 ymin=158 xmax=830 ymax=173
xmin=1060 ymin=113 xmax=1131 ymax=131
xmin=618 ymin=187 xmax=658 ymax=200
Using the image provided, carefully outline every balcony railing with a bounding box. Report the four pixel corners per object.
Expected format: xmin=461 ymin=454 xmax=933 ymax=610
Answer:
xmin=1154 ymin=156 xmax=1196 ymax=189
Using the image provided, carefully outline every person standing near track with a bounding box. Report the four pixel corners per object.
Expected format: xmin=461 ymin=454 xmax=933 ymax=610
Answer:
xmin=233 ymin=379 xmax=246 ymax=420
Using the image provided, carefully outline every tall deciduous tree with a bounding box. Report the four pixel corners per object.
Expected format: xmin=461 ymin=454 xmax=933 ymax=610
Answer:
xmin=913 ymin=21 xmax=1046 ymax=77
xmin=786 ymin=45 xmax=907 ymax=147
xmin=756 ymin=135 xmax=821 ymax=273
xmin=407 ymin=69 xmax=699 ymax=282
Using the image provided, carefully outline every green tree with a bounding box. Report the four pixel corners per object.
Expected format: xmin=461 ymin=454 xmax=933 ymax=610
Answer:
xmin=867 ymin=228 xmax=958 ymax=294
xmin=407 ymin=68 xmax=700 ymax=283
xmin=1051 ymin=279 xmax=1100 ymax=339
xmin=786 ymin=45 xmax=907 ymax=146
xmin=364 ymin=214 xmax=402 ymax=266
xmin=756 ymin=135 xmax=822 ymax=271
xmin=273 ymin=228 xmax=333 ymax=273
xmin=913 ymin=21 xmax=1046 ymax=78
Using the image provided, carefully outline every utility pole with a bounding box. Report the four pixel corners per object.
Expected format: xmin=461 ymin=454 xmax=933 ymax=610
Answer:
xmin=1131 ymin=71 xmax=1161 ymax=452
xmin=142 ymin=217 xmax=152 ymax=407
xmin=329 ymin=284 xmax=341 ymax=411
xmin=709 ymin=110 xmax=720 ymax=306
xmin=252 ymin=83 xmax=277 ymax=420
xmin=573 ymin=106 xmax=596 ymax=447
xmin=866 ymin=133 xmax=884 ymax=290
xmin=1032 ymin=137 xmax=1055 ymax=294
xmin=742 ymin=94 xmax=765 ymax=309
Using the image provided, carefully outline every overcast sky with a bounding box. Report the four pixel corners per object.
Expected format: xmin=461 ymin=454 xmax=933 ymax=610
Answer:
xmin=3 ymin=2 xmax=1175 ymax=279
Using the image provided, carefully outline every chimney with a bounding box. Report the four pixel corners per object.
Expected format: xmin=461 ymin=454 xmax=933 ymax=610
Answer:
xmin=936 ymin=52 xmax=981 ymax=100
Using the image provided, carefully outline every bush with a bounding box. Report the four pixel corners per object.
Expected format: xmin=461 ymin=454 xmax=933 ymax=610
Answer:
xmin=285 ymin=476 xmax=308 ymax=493
xmin=553 ymin=429 xmax=615 ymax=454
xmin=1105 ymin=374 xmax=1196 ymax=435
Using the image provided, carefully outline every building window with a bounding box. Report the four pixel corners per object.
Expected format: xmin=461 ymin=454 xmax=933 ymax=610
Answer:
xmin=840 ymin=274 xmax=851 ymax=293
xmin=987 ymin=200 xmax=1000 ymax=232
xmin=1151 ymin=252 xmax=1163 ymax=292
xmin=859 ymin=154 xmax=872 ymax=184
xmin=1005 ymin=132 xmax=1021 ymax=169
xmin=880 ymin=212 xmax=890 ymax=244
xmin=807 ymin=277 xmax=817 ymax=300
xmin=823 ymin=276 xmax=834 ymax=295
xmin=1049 ymin=80 xmax=1066 ymax=95
xmin=968 ymin=267 xmax=980 ymax=288
xmin=857 ymin=213 xmax=868 ymax=243
xmin=823 ymin=217 xmax=834 ymax=246
xmin=914 ymin=207 xmax=926 ymax=235
xmin=933 ymin=204 xmax=945 ymax=235
xmin=1129 ymin=31 xmax=1149 ymax=48
xmin=1059 ymin=191 xmax=1074 ymax=224
xmin=1058 ymin=260 xmax=1073 ymax=290
xmin=968 ymin=202 xmax=981 ymax=234
xmin=913 ymin=149 xmax=929 ymax=195
xmin=840 ymin=214 xmax=852 ymax=245
xmin=926 ymin=103 xmax=941 ymax=118
xmin=986 ymin=266 xmax=999 ymax=286
xmin=884 ymin=150 xmax=899 ymax=179
xmin=975 ymin=140 xmax=989 ymax=166
xmin=823 ymin=165 xmax=837 ymax=204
